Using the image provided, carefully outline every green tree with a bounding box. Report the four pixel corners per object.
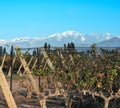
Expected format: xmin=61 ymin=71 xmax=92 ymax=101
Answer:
xmin=3 ymin=47 xmax=6 ymax=54
xmin=0 ymin=46 xmax=3 ymax=55
xmin=44 ymin=43 xmax=47 ymax=50
xmin=33 ymin=49 xmax=37 ymax=56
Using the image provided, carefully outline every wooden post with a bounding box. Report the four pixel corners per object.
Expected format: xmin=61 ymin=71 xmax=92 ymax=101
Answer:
xmin=37 ymin=48 xmax=41 ymax=90
xmin=57 ymin=50 xmax=68 ymax=68
xmin=32 ymin=58 xmax=38 ymax=69
xmin=23 ymin=56 xmax=33 ymax=74
xmin=10 ymin=45 xmax=14 ymax=91
xmin=15 ymin=46 xmax=43 ymax=107
xmin=7 ymin=56 xmax=16 ymax=76
xmin=69 ymin=54 xmax=75 ymax=65
xmin=0 ymin=67 xmax=17 ymax=108
xmin=15 ymin=46 xmax=39 ymax=95
xmin=40 ymin=47 xmax=55 ymax=72
xmin=1 ymin=54 xmax=6 ymax=68
xmin=17 ymin=64 xmax=22 ymax=75
xmin=17 ymin=56 xmax=33 ymax=75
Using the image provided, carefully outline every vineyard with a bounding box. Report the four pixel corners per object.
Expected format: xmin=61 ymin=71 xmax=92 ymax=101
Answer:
xmin=0 ymin=45 xmax=120 ymax=108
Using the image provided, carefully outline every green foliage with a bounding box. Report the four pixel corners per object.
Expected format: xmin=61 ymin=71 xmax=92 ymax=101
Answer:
xmin=32 ymin=68 xmax=43 ymax=76
xmin=7 ymin=46 xmax=120 ymax=107
xmin=15 ymin=47 xmax=23 ymax=58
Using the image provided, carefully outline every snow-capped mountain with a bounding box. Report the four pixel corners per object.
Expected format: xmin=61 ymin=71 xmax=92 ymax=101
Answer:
xmin=98 ymin=37 xmax=120 ymax=47
xmin=0 ymin=30 xmax=119 ymax=49
xmin=0 ymin=40 xmax=8 ymax=46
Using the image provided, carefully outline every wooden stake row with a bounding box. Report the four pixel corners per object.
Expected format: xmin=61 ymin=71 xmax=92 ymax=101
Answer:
xmin=0 ymin=54 xmax=17 ymax=108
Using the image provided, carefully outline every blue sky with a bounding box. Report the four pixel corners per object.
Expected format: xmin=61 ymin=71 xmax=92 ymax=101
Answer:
xmin=0 ymin=0 xmax=120 ymax=40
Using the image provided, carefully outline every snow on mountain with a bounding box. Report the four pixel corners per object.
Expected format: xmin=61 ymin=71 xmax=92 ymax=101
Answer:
xmin=0 ymin=30 xmax=119 ymax=48
xmin=0 ymin=40 xmax=8 ymax=46
xmin=98 ymin=37 xmax=120 ymax=47
xmin=62 ymin=30 xmax=80 ymax=38
xmin=12 ymin=38 xmax=22 ymax=42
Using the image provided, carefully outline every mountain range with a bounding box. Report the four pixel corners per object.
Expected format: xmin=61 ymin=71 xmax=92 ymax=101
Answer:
xmin=0 ymin=30 xmax=120 ymax=49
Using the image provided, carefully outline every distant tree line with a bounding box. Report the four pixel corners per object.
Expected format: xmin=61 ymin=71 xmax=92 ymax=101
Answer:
xmin=1 ymin=42 xmax=119 ymax=56
xmin=43 ymin=42 xmax=75 ymax=50
xmin=0 ymin=46 xmax=6 ymax=55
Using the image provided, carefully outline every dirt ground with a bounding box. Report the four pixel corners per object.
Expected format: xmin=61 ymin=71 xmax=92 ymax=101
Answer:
xmin=0 ymin=78 xmax=66 ymax=108
xmin=0 ymin=78 xmax=39 ymax=108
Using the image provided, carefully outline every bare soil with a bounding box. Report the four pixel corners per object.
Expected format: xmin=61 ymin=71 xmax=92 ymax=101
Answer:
xmin=0 ymin=78 xmax=39 ymax=108
xmin=0 ymin=78 xmax=65 ymax=108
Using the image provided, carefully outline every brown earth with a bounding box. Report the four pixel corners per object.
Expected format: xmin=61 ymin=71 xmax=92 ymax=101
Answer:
xmin=0 ymin=78 xmax=65 ymax=108
xmin=0 ymin=78 xmax=40 ymax=108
